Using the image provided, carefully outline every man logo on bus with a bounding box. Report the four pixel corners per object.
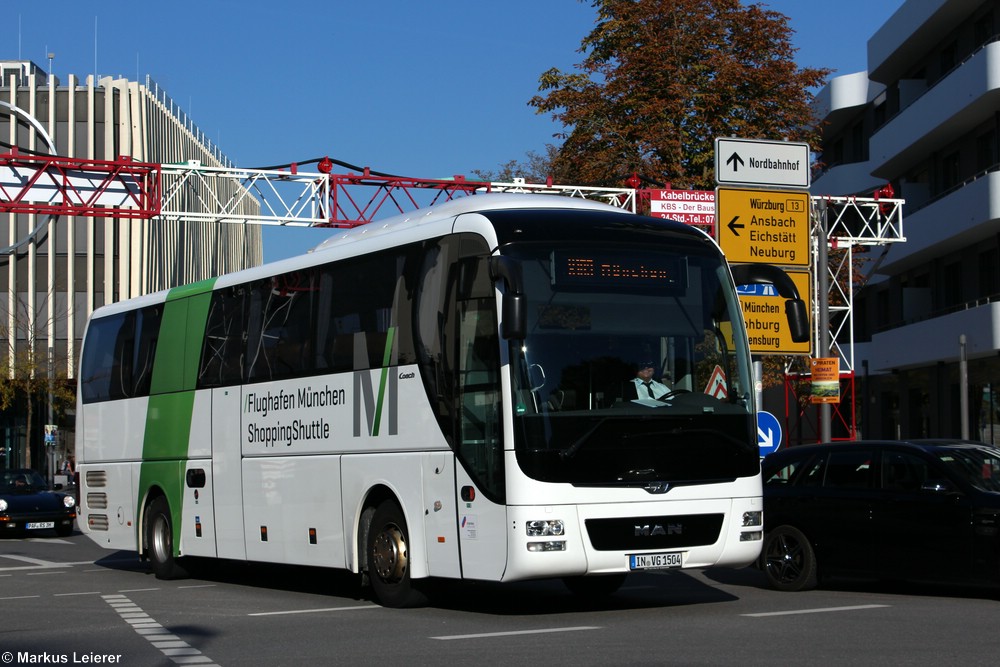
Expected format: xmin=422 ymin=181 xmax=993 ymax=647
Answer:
xmin=635 ymin=523 xmax=683 ymax=537
xmin=353 ymin=329 xmax=399 ymax=438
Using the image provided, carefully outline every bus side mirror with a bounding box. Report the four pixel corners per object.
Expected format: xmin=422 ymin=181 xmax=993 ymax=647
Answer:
xmin=502 ymin=293 xmax=527 ymax=340
xmin=785 ymin=298 xmax=809 ymax=343
xmin=489 ymin=255 xmax=527 ymax=340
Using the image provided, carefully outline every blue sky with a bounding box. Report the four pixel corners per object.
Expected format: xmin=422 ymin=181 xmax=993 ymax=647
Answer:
xmin=9 ymin=0 xmax=905 ymax=261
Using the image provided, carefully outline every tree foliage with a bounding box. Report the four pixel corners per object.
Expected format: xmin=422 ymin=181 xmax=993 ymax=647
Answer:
xmin=472 ymin=145 xmax=560 ymax=183
xmin=529 ymin=0 xmax=830 ymax=189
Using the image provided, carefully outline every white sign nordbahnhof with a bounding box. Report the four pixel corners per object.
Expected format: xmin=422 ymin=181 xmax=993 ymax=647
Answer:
xmin=714 ymin=138 xmax=810 ymax=189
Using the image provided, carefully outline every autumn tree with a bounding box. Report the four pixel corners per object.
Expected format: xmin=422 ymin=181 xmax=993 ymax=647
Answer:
xmin=529 ymin=0 xmax=829 ymax=189
xmin=472 ymin=145 xmax=560 ymax=183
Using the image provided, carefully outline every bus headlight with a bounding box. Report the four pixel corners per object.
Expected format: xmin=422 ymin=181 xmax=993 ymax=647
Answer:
xmin=527 ymin=541 xmax=566 ymax=552
xmin=742 ymin=511 xmax=762 ymax=527
xmin=526 ymin=519 xmax=565 ymax=537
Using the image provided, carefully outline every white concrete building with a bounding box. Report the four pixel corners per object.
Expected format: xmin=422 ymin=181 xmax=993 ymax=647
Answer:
xmin=1 ymin=61 xmax=262 ymax=469
xmin=812 ymin=0 xmax=1000 ymax=441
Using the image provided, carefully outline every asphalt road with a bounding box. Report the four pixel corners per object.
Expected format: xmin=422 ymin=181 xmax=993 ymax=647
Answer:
xmin=2 ymin=530 xmax=999 ymax=666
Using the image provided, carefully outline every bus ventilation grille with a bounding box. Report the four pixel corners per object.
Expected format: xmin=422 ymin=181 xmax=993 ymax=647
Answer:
xmin=85 ymin=470 xmax=108 ymax=487
xmin=88 ymin=514 xmax=109 ymax=531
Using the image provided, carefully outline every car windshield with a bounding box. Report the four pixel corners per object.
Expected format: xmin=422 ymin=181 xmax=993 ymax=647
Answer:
xmin=933 ymin=446 xmax=1000 ymax=493
xmin=503 ymin=240 xmax=757 ymax=485
xmin=0 ymin=470 xmax=48 ymax=493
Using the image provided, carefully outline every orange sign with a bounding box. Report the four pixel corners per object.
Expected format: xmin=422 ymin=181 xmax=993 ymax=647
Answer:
xmin=810 ymin=357 xmax=840 ymax=404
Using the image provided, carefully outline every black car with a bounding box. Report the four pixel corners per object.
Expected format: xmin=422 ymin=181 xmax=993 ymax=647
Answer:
xmin=760 ymin=440 xmax=1000 ymax=591
xmin=0 ymin=468 xmax=77 ymax=537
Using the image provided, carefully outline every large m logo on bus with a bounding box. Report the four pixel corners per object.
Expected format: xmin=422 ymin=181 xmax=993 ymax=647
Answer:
xmin=353 ymin=327 xmax=398 ymax=437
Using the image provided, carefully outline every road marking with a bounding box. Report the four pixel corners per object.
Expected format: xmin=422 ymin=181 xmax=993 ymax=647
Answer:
xmin=103 ymin=594 xmax=220 ymax=666
xmin=742 ymin=604 xmax=891 ymax=618
xmin=55 ymin=591 xmax=103 ymax=597
xmin=0 ymin=595 xmax=41 ymax=600
xmin=431 ymin=626 xmax=601 ymax=641
xmin=248 ymin=604 xmax=379 ymax=616
xmin=1 ymin=554 xmax=58 ymax=566
xmin=178 ymin=584 xmax=217 ymax=589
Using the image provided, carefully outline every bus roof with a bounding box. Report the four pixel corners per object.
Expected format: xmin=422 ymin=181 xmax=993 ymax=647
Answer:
xmin=310 ymin=193 xmax=628 ymax=254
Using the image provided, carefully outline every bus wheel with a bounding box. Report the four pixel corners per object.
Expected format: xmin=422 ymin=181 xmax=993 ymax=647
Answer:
xmin=145 ymin=496 xmax=187 ymax=580
xmin=562 ymin=574 xmax=627 ymax=599
xmin=367 ymin=500 xmax=424 ymax=608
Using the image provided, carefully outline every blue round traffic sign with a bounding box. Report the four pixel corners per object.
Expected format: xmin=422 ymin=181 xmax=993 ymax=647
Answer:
xmin=757 ymin=410 xmax=782 ymax=456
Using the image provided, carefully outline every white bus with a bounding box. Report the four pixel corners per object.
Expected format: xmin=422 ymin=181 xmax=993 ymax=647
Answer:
xmin=75 ymin=193 xmax=806 ymax=607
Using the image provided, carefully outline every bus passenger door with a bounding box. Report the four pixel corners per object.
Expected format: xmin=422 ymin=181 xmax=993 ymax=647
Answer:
xmin=453 ymin=289 xmax=507 ymax=582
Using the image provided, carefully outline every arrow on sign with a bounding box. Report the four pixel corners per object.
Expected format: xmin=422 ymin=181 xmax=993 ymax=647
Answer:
xmin=758 ymin=423 xmax=775 ymax=450
xmin=726 ymin=152 xmax=745 ymax=172
xmin=727 ymin=216 xmax=744 ymax=236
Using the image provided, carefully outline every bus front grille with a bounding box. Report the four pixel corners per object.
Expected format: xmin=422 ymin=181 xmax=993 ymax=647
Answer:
xmin=584 ymin=514 xmax=723 ymax=551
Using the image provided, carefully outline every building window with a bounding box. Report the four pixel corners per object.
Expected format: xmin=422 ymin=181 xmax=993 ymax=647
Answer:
xmin=873 ymin=99 xmax=887 ymax=129
xmin=975 ymin=12 xmax=994 ymax=46
xmin=977 ymin=129 xmax=996 ymax=172
xmin=941 ymin=151 xmax=961 ymax=190
xmin=939 ymin=40 xmax=958 ymax=76
xmin=980 ymin=248 xmax=999 ymax=299
xmin=943 ymin=261 xmax=964 ymax=308
xmin=850 ymin=123 xmax=865 ymax=162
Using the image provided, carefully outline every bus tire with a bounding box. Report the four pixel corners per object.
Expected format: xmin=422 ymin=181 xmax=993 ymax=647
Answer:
xmin=366 ymin=499 xmax=424 ymax=608
xmin=145 ymin=496 xmax=188 ymax=580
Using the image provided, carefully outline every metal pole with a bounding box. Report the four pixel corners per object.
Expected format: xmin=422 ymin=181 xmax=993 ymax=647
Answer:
xmin=816 ymin=201 xmax=832 ymax=442
xmin=960 ymin=334 xmax=969 ymax=439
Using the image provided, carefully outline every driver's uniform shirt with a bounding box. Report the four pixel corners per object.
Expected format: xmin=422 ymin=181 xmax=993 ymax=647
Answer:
xmin=631 ymin=376 xmax=672 ymax=400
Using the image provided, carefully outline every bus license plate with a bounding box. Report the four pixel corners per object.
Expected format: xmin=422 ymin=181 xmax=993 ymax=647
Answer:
xmin=629 ymin=552 xmax=683 ymax=570
xmin=26 ymin=522 xmax=55 ymax=530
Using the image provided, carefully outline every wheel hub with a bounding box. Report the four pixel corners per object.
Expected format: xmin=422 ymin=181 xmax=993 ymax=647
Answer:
xmin=372 ymin=524 xmax=407 ymax=582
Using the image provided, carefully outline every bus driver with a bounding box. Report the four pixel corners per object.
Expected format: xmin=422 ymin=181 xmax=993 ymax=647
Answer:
xmin=628 ymin=360 xmax=673 ymax=401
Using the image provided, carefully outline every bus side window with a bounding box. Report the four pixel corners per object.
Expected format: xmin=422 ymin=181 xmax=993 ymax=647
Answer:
xmin=199 ymin=286 xmax=248 ymax=388
xmin=81 ymin=314 xmax=126 ymax=403
xmin=132 ymin=305 xmax=162 ymax=396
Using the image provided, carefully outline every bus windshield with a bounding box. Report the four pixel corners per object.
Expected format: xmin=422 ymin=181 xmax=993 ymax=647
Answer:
xmin=504 ymin=240 xmax=758 ymax=487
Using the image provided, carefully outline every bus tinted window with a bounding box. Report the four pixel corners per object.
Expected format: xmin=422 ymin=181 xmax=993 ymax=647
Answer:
xmin=197 ymin=246 xmax=420 ymax=388
xmin=80 ymin=305 xmax=162 ymax=403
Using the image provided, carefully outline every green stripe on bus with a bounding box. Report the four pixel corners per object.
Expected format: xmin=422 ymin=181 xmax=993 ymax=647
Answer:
xmin=138 ymin=278 xmax=217 ymax=555
xmin=371 ymin=327 xmax=396 ymax=437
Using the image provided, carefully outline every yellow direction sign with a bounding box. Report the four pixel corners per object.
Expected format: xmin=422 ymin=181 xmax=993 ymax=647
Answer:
xmin=738 ymin=270 xmax=812 ymax=355
xmin=716 ymin=187 xmax=810 ymax=267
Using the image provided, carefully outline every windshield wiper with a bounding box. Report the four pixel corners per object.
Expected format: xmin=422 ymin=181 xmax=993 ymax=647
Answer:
xmin=559 ymin=418 xmax=611 ymax=460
